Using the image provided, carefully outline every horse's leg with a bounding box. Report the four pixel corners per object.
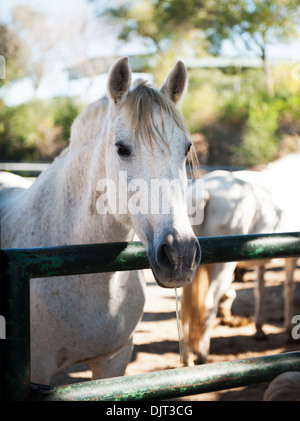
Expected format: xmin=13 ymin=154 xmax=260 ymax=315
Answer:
xmin=254 ymin=264 xmax=266 ymax=340
xmin=31 ymin=351 xmax=56 ymax=385
xmin=89 ymin=270 xmax=145 ymax=379
xmin=284 ymin=257 xmax=297 ymax=338
xmin=193 ymin=262 xmax=237 ymax=364
xmin=89 ymin=339 xmax=134 ymax=380
xmin=218 ymin=286 xmax=237 ymax=320
xmin=205 ymin=262 xmax=238 ymax=322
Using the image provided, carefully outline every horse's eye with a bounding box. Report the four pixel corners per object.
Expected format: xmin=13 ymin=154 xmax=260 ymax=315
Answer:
xmin=185 ymin=142 xmax=192 ymax=156
xmin=115 ymin=142 xmax=131 ymax=157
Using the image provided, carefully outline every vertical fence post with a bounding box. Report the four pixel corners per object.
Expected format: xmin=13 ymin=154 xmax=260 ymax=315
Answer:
xmin=0 ymin=251 xmax=30 ymax=401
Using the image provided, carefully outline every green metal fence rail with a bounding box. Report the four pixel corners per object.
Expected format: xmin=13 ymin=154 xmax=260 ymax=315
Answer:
xmin=41 ymin=351 xmax=300 ymax=401
xmin=1 ymin=232 xmax=300 ymax=401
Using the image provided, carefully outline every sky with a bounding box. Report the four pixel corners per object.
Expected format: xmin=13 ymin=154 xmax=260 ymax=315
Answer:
xmin=1 ymin=0 xmax=300 ymax=105
xmin=2 ymin=0 xmax=299 ymax=58
xmin=1 ymin=0 xmax=149 ymax=58
xmin=1 ymin=0 xmax=155 ymax=104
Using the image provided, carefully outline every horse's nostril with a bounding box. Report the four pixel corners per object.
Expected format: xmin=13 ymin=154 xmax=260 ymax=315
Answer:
xmin=194 ymin=240 xmax=201 ymax=266
xmin=156 ymin=237 xmax=200 ymax=273
xmin=157 ymin=243 xmax=173 ymax=271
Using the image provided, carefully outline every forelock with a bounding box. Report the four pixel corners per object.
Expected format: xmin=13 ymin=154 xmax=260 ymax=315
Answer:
xmin=124 ymin=80 xmax=190 ymax=152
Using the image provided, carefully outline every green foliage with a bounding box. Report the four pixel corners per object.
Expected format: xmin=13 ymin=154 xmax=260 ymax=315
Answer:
xmin=179 ymin=66 xmax=300 ymax=167
xmin=1 ymin=64 xmax=299 ymax=169
xmin=103 ymin=0 xmax=300 ymax=56
xmin=103 ymin=0 xmax=300 ymax=97
xmin=51 ymin=97 xmax=81 ymax=141
xmin=232 ymin=97 xmax=280 ymax=166
xmin=232 ymin=84 xmax=300 ymax=166
xmin=0 ymin=97 xmax=83 ymax=161
xmin=0 ymin=24 xmax=30 ymax=86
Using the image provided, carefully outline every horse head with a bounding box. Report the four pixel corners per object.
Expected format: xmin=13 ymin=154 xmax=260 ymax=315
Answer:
xmin=102 ymin=57 xmax=201 ymax=288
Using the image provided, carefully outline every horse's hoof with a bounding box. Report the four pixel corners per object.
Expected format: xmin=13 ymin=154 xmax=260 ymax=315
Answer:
xmin=193 ymin=355 xmax=207 ymax=365
xmin=182 ymin=354 xmax=195 ymax=367
xmin=254 ymin=330 xmax=267 ymax=341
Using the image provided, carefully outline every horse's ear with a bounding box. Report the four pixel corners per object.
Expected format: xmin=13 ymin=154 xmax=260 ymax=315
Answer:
xmin=160 ymin=60 xmax=188 ymax=105
xmin=107 ymin=57 xmax=132 ymax=104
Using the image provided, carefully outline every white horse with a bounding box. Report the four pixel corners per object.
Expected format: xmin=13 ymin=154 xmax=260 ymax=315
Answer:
xmin=263 ymin=371 xmax=300 ymax=401
xmin=181 ymin=166 xmax=298 ymax=365
xmin=0 ymin=57 xmax=201 ymax=384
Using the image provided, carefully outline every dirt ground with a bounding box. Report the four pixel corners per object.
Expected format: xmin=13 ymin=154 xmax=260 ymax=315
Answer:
xmin=52 ymin=258 xmax=300 ymax=401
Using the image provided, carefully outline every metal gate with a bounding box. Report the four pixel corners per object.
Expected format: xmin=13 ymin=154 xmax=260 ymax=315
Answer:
xmin=1 ymin=232 xmax=300 ymax=401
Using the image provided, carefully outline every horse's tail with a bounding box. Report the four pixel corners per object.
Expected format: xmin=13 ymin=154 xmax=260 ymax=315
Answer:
xmin=181 ymin=264 xmax=211 ymax=358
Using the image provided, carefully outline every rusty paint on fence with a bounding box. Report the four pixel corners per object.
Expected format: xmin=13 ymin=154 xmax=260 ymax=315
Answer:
xmin=42 ymin=352 xmax=300 ymax=401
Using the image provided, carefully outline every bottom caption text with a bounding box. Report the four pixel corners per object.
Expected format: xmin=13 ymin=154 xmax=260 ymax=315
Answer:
xmin=106 ymin=404 xmax=193 ymax=417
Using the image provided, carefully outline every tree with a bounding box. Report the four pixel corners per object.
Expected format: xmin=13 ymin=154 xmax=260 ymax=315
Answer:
xmin=3 ymin=3 xmax=109 ymax=92
xmin=101 ymin=0 xmax=300 ymax=96
xmin=0 ymin=24 xmax=30 ymax=86
xmin=199 ymin=0 xmax=300 ymax=97
xmin=102 ymin=0 xmax=170 ymax=52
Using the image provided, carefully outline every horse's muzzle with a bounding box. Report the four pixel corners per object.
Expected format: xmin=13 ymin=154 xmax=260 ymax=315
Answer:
xmin=147 ymin=231 xmax=201 ymax=288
